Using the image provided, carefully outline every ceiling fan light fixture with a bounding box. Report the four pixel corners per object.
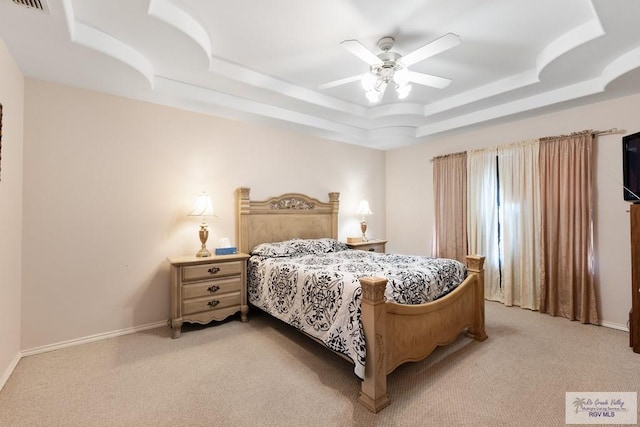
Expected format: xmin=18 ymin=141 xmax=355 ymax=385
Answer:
xmin=361 ymin=72 xmax=377 ymax=91
xmin=396 ymin=84 xmax=412 ymax=100
xmin=366 ymin=88 xmax=383 ymax=103
xmin=323 ymin=34 xmax=461 ymax=103
xmin=393 ymin=66 xmax=410 ymax=86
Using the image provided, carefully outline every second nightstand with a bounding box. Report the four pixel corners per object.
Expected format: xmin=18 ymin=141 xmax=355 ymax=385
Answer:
xmin=346 ymin=239 xmax=387 ymax=253
xmin=168 ymin=253 xmax=249 ymax=338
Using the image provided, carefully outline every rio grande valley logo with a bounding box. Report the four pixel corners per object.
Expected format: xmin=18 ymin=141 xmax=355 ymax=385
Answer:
xmin=566 ymin=392 xmax=637 ymax=424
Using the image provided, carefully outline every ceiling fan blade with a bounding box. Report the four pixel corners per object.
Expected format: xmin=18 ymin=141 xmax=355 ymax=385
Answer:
xmin=340 ymin=40 xmax=384 ymax=66
xmin=407 ymin=71 xmax=452 ymax=89
xmin=317 ymin=74 xmax=364 ymax=90
xmin=400 ymin=33 xmax=461 ymax=67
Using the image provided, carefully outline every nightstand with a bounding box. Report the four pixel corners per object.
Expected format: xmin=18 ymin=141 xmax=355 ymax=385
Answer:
xmin=346 ymin=239 xmax=387 ymax=253
xmin=168 ymin=253 xmax=250 ymax=338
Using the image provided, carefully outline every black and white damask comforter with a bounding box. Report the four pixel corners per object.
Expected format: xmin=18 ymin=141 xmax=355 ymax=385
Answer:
xmin=247 ymin=238 xmax=467 ymax=379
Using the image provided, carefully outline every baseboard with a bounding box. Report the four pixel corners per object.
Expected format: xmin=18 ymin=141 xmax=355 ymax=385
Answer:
xmin=2 ymin=321 xmax=168 ymax=391
xmin=21 ymin=320 xmax=168 ymax=358
xmin=600 ymin=320 xmax=629 ymax=332
xmin=0 ymin=352 xmax=22 ymax=392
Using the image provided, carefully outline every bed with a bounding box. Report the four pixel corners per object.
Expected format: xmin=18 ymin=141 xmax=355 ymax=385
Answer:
xmin=236 ymin=187 xmax=486 ymax=412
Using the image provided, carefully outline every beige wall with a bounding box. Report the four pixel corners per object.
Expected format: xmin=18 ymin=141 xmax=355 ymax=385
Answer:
xmin=21 ymin=79 xmax=386 ymax=349
xmin=11 ymin=52 xmax=637 ymax=355
xmin=386 ymin=93 xmax=640 ymax=329
xmin=0 ymin=39 xmax=24 ymax=385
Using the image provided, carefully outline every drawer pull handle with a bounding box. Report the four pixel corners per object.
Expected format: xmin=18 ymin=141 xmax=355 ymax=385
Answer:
xmin=207 ymin=300 xmax=220 ymax=308
xmin=206 ymin=285 xmax=220 ymax=293
xmin=368 ymin=248 xmax=375 ymax=252
xmin=207 ymin=267 xmax=220 ymax=274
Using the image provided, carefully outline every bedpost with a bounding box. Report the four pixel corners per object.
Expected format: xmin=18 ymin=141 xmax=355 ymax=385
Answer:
xmin=465 ymin=255 xmax=487 ymax=341
xmin=236 ymin=187 xmax=251 ymax=255
xmin=328 ymin=192 xmax=339 ymax=240
xmin=358 ymin=277 xmax=390 ymax=413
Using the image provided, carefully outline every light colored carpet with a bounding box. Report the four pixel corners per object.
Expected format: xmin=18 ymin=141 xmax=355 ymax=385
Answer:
xmin=1 ymin=302 xmax=638 ymax=427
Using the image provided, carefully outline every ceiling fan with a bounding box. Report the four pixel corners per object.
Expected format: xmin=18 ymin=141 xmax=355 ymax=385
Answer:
xmin=318 ymin=33 xmax=461 ymax=103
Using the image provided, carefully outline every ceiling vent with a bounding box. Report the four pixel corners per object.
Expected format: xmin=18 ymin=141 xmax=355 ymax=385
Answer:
xmin=11 ymin=0 xmax=50 ymax=13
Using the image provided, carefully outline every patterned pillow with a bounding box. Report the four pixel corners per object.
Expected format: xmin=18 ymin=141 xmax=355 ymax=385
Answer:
xmin=251 ymin=240 xmax=299 ymax=257
xmin=251 ymin=238 xmax=348 ymax=257
xmin=331 ymin=239 xmax=350 ymax=252
xmin=290 ymin=238 xmax=342 ymax=255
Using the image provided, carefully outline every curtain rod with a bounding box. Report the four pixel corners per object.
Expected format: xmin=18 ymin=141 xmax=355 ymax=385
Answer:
xmin=593 ymin=127 xmax=619 ymax=136
xmin=431 ymin=151 xmax=466 ymax=162
xmin=431 ymin=128 xmax=620 ymax=161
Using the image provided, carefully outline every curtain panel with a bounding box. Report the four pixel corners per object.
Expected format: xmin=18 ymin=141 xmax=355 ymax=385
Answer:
xmin=432 ymin=152 xmax=468 ymax=263
xmin=467 ymin=148 xmax=502 ymax=301
xmin=498 ymin=141 xmax=541 ymax=310
xmin=539 ymin=131 xmax=598 ymax=324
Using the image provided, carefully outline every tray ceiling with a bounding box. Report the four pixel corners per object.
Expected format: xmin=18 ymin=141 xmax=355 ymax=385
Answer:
xmin=1 ymin=0 xmax=640 ymax=149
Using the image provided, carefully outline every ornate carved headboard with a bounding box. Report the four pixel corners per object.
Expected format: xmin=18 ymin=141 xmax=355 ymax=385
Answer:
xmin=236 ymin=187 xmax=340 ymax=254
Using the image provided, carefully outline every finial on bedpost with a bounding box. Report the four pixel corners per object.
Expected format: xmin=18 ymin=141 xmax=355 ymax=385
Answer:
xmin=358 ymin=277 xmax=390 ymax=412
xmin=236 ymin=188 xmax=251 ymax=255
xmin=360 ymin=277 xmax=386 ymax=304
xmin=329 ymin=192 xmax=340 ymax=240
xmin=465 ymin=255 xmax=485 ymax=273
xmin=237 ymin=187 xmax=250 ymax=209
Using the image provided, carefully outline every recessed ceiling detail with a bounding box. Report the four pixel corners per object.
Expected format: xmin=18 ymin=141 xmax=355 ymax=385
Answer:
xmin=147 ymin=0 xmax=212 ymax=70
xmin=1 ymin=0 xmax=639 ymax=150
xmin=61 ymin=0 xmax=155 ymax=88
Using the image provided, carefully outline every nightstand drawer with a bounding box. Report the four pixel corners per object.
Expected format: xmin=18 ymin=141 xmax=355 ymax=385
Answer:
xmin=182 ymin=292 xmax=241 ymax=315
xmin=182 ymin=260 xmax=242 ymax=281
xmin=182 ymin=277 xmax=242 ymax=299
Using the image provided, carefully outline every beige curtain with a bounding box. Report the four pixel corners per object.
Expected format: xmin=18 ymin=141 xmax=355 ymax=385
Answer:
xmin=432 ymin=152 xmax=467 ymax=263
xmin=467 ymin=148 xmax=502 ymax=301
xmin=539 ymin=131 xmax=598 ymax=324
xmin=498 ymin=141 xmax=541 ymax=310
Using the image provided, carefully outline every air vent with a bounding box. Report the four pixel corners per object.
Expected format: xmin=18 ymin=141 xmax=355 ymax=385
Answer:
xmin=11 ymin=0 xmax=50 ymax=13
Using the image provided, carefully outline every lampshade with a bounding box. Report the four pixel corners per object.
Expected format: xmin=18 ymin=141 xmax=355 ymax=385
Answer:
xmin=396 ymin=84 xmax=412 ymax=99
xmin=188 ymin=191 xmax=215 ymax=217
xmin=393 ymin=66 xmax=410 ymax=86
xmin=357 ymin=199 xmax=373 ymax=216
xmin=366 ymin=88 xmax=383 ymax=103
xmin=361 ymin=72 xmax=377 ymax=91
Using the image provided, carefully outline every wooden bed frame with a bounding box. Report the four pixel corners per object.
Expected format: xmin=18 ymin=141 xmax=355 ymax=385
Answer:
xmin=236 ymin=187 xmax=486 ymax=412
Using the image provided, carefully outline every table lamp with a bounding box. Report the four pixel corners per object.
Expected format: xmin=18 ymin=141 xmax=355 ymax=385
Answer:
xmin=357 ymin=199 xmax=373 ymax=242
xmin=188 ymin=191 xmax=215 ymax=257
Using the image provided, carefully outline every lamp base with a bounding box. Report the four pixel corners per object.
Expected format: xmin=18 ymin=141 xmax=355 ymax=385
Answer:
xmin=360 ymin=220 xmax=369 ymax=242
xmin=196 ymin=247 xmax=211 ymax=257
xmin=196 ymin=223 xmax=211 ymax=257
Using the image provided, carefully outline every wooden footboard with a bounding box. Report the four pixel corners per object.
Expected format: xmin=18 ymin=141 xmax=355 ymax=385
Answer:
xmin=358 ymin=255 xmax=486 ymax=413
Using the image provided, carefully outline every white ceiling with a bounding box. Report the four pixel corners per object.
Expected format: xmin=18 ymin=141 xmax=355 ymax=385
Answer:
xmin=1 ymin=0 xmax=640 ymax=150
